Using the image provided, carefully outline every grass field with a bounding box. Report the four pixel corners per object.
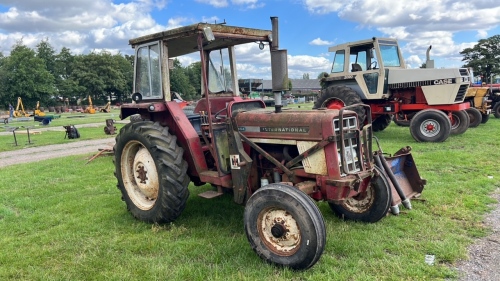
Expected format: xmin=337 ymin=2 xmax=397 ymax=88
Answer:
xmin=0 ymin=110 xmax=124 ymax=153
xmin=0 ymin=108 xmax=499 ymax=280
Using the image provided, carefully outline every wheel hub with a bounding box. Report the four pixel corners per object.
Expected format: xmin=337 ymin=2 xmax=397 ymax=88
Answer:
xmin=258 ymin=208 xmax=301 ymax=256
xmin=341 ymin=185 xmax=375 ymax=213
xmin=420 ymin=119 xmax=440 ymax=137
xmin=133 ymin=147 xmax=158 ymax=199
xmin=121 ymin=140 xmax=160 ymax=210
xmin=324 ymin=98 xmax=345 ymax=110
xmin=271 ymin=222 xmax=287 ymax=238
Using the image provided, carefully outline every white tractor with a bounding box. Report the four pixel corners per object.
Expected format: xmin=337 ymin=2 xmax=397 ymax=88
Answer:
xmin=317 ymin=37 xmax=471 ymax=142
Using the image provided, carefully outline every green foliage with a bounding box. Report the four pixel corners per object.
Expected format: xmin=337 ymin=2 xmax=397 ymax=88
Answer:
xmin=169 ymin=59 xmax=198 ymax=101
xmin=1 ymin=41 xmax=55 ymax=109
xmin=302 ymin=73 xmax=310 ymax=79
xmin=0 ymin=41 xmax=134 ymax=110
xmin=461 ymin=35 xmax=500 ymax=81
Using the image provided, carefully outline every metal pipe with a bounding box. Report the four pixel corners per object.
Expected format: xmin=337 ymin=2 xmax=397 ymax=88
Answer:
xmin=378 ymin=152 xmax=412 ymax=210
xmin=373 ymin=153 xmax=399 ymax=215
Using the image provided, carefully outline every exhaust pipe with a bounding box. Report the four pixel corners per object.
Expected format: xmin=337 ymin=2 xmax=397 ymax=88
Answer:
xmin=270 ymin=16 xmax=288 ymax=113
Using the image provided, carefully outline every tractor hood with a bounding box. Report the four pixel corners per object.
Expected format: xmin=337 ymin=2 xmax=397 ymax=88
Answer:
xmin=388 ymin=68 xmax=470 ymax=104
xmin=234 ymin=109 xmax=357 ymax=142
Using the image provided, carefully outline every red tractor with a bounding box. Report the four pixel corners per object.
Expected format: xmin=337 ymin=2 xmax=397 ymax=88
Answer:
xmin=114 ymin=17 xmax=425 ymax=269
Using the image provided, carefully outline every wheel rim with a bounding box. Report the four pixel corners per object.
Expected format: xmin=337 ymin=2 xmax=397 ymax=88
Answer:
xmin=419 ymin=118 xmax=441 ymax=137
xmin=339 ymin=185 xmax=375 ymax=214
xmin=121 ymin=140 xmax=159 ymax=210
xmin=324 ymin=98 xmax=345 ymax=110
xmin=257 ymin=207 xmax=301 ymax=256
xmin=450 ymin=114 xmax=460 ymax=130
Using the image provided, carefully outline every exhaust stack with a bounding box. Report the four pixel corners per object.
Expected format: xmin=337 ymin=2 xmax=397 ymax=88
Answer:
xmin=270 ymin=17 xmax=288 ymax=113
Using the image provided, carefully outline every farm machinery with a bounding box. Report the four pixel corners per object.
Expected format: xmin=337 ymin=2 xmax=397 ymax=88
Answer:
xmin=318 ymin=38 xmax=472 ymax=142
xmin=114 ymin=17 xmax=425 ymax=269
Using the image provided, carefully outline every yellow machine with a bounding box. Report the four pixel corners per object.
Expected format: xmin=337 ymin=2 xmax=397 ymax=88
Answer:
xmin=100 ymin=101 xmax=111 ymax=113
xmin=13 ymin=97 xmax=30 ymax=117
xmin=84 ymin=96 xmax=96 ymax=114
xmin=34 ymin=101 xmax=46 ymax=117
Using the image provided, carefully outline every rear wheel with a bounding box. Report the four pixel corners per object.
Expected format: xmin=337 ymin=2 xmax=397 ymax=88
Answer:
xmin=481 ymin=113 xmax=490 ymax=123
xmin=493 ymin=103 xmax=500 ymax=118
xmin=114 ymin=121 xmax=190 ymax=223
xmin=314 ymin=85 xmax=366 ymax=126
xmin=372 ymin=114 xmax=392 ymax=132
xmin=450 ymin=110 xmax=470 ymax=135
xmin=328 ymin=166 xmax=391 ymax=223
xmin=465 ymin=108 xmax=482 ymax=128
xmin=409 ymin=109 xmax=451 ymax=142
xmin=244 ymin=183 xmax=326 ymax=270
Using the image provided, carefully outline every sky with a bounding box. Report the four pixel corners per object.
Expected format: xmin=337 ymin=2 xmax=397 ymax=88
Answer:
xmin=0 ymin=0 xmax=499 ymax=80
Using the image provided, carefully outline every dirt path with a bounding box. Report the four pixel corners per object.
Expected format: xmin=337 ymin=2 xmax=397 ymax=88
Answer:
xmin=0 ymin=138 xmax=115 ymax=168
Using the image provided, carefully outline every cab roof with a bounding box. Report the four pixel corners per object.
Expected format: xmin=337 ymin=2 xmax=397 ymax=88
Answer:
xmin=129 ymin=23 xmax=272 ymax=58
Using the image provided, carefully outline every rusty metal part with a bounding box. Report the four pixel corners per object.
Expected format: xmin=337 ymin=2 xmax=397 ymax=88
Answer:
xmin=257 ymin=207 xmax=301 ymax=256
xmin=121 ymin=141 xmax=160 ymax=210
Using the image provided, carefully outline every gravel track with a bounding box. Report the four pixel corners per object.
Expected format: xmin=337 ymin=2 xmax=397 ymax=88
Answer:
xmin=0 ymin=138 xmax=115 ymax=168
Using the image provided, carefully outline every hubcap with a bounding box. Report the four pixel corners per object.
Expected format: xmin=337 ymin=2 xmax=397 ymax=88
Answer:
xmin=121 ymin=141 xmax=160 ymax=210
xmin=420 ymin=119 xmax=441 ymax=137
xmin=257 ymin=208 xmax=301 ymax=256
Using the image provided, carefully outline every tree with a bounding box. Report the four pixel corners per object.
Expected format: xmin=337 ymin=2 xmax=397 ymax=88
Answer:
xmin=185 ymin=61 xmax=201 ymax=100
xmin=1 ymin=41 xmax=55 ymax=109
xmin=169 ymin=59 xmax=196 ymax=101
xmin=460 ymin=35 xmax=500 ymax=82
xmin=317 ymin=72 xmax=329 ymax=88
xmin=302 ymin=73 xmax=310 ymax=79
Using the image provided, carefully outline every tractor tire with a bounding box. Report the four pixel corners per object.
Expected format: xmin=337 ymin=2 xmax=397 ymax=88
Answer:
xmin=114 ymin=121 xmax=190 ymax=223
xmin=244 ymin=183 xmax=326 ymax=270
xmin=313 ymin=85 xmax=366 ymax=126
xmin=465 ymin=108 xmax=482 ymax=128
xmin=372 ymin=114 xmax=392 ymax=132
xmin=493 ymin=103 xmax=500 ymax=119
xmin=409 ymin=109 xmax=451 ymax=142
xmin=450 ymin=110 xmax=470 ymax=135
xmin=328 ymin=166 xmax=391 ymax=223
xmin=481 ymin=113 xmax=490 ymax=124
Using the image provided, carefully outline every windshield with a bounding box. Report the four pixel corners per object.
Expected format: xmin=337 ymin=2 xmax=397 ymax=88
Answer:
xmin=208 ymin=48 xmax=234 ymax=93
xmin=135 ymin=42 xmax=162 ymax=99
xmin=379 ymin=44 xmax=401 ymax=67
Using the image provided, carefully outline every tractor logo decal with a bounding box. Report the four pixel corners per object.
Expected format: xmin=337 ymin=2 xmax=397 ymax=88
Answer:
xmin=260 ymin=127 xmax=310 ymax=133
xmin=389 ymin=78 xmax=457 ymax=89
xmin=230 ymin=154 xmax=241 ymax=170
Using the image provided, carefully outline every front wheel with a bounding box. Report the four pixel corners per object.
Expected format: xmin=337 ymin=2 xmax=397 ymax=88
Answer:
xmin=409 ymin=109 xmax=451 ymax=142
xmin=465 ymin=107 xmax=482 ymax=128
xmin=450 ymin=110 xmax=470 ymax=135
xmin=244 ymin=183 xmax=326 ymax=270
xmin=114 ymin=121 xmax=190 ymax=223
xmin=372 ymin=114 xmax=392 ymax=132
xmin=328 ymin=166 xmax=392 ymax=223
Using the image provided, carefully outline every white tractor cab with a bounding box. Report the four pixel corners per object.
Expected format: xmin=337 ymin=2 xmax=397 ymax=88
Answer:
xmin=318 ymin=37 xmax=471 ymax=142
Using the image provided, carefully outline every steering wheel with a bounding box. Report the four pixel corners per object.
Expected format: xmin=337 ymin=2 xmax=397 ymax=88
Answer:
xmin=214 ymin=107 xmax=227 ymax=120
xmin=370 ymin=61 xmax=378 ymax=69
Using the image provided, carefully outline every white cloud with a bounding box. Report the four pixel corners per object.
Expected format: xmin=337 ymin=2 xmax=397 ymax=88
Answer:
xmin=303 ymin=0 xmax=500 ymax=67
xmin=309 ymin=38 xmax=333 ymax=46
xmin=195 ymin=0 xmax=228 ymax=8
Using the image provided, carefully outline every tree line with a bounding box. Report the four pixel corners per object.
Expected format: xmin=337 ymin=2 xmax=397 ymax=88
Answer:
xmin=0 ymin=40 xmax=202 ymax=111
xmin=1 ymin=35 xmax=498 ymax=111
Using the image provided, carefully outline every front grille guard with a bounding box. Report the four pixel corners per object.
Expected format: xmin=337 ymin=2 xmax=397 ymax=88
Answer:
xmin=338 ymin=104 xmax=373 ymax=175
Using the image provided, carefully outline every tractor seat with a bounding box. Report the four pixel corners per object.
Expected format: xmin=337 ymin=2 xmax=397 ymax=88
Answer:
xmin=351 ymin=63 xmax=362 ymax=72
